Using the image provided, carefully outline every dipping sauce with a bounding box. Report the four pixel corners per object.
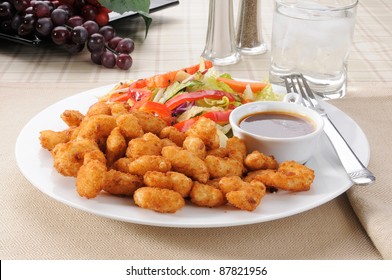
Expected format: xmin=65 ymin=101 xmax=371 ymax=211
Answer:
xmin=239 ymin=111 xmax=315 ymax=138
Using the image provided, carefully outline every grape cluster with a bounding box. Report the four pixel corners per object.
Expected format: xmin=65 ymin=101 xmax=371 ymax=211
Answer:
xmin=0 ymin=0 xmax=134 ymax=70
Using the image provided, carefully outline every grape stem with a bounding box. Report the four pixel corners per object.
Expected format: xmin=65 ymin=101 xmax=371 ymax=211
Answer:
xmin=105 ymin=45 xmax=118 ymax=55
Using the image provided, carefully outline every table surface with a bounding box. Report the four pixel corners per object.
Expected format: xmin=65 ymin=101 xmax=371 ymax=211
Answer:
xmin=1 ymin=0 xmax=391 ymax=260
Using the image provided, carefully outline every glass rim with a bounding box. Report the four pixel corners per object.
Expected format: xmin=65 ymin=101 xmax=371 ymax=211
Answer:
xmin=275 ymin=0 xmax=359 ymax=12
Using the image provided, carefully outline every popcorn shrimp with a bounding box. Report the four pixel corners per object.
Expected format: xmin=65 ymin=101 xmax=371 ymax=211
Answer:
xmin=76 ymin=159 xmax=107 ymax=199
xmin=159 ymin=126 xmax=186 ymax=146
xmin=226 ymin=180 xmax=266 ymax=211
xmin=185 ymin=117 xmax=219 ymax=150
xmin=254 ymin=161 xmax=315 ymax=191
xmin=106 ymin=127 xmax=127 ymax=167
xmin=207 ymin=147 xmax=229 ymax=158
xmin=134 ymin=187 xmax=185 ymax=213
xmin=51 ymin=138 xmax=100 ymax=177
xmin=244 ymin=150 xmax=279 ymax=171
xmin=39 ymin=129 xmax=69 ymax=151
xmin=182 ymin=136 xmax=206 ymax=159
xmin=102 ymin=169 xmax=143 ymax=196
xmin=226 ymin=136 xmax=247 ymax=163
xmin=108 ymin=102 xmax=129 ymax=117
xmin=218 ymin=176 xmax=245 ymax=195
xmin=83 ymin=150 xmax=106 ymax=165
xmin=77 ymin=114 xmax=117 ymax=141
xmin=190 ymin=182 xmax=225 ymax=208
xmin=205 ymin=155 xmax=243 ymax=179
xmin=126 ymin=132 xmax=162 ymax=159
xmin=131 ymin=109 xmax=167 ymax=135
xmin=60 ymin=110 xmax=84 ymax=127
xmin=111 ymin=157 xmax=134 ymax=173
xmin=161 ymin=146 xmax=209 ymax=183
xmin=116 ymin=113 xmax=144 ymax=139
xmin=86 ymin=101 xmax=111 ymax=116
xmin=143 ymin=171 xmax=193 ymax=197
xmin=128 ymin=155 xmax=172 ymax=176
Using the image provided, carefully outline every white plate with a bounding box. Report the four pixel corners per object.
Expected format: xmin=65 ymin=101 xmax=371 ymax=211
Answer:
xmin=15 ymin=84 xmax=370 ymax=228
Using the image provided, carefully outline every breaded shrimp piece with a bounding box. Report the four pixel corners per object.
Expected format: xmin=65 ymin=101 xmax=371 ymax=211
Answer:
xmin=108 ymin=102 xmax=129 ymax=117
xmin=218 ymin=176 xmax=245 ymax=195
xmin=116 ymin=113 xmax=144 ymax=139
xmin=128 ymin=155 xmax=172 ymax=176
xmin=159 ymin=126 xmax=186 ymax=146
xmin=204 ymin=155 xmax=243 ymax=179
xmin=76 ymin=159 xmax=107 ymax=199
xmin=60 ymin=110 xmax=85 ymax=127
xmin=126 ymin=132 xmax=162 ymax=159
xmin=131 ymin=109 xmax=167 ymax=135
xmin=67 ymin=126 xmax=80 ymax=141
xmin=39 ymin=129 xmax=69 ymax=151
xmin=161 ymin=146 xmax=209 ymax=183
xmin=83 ymin=150 xmax=106 ymax=165
xmin=190 ymin=182 xmax=225 ymax=208
xmin=185 ymin=117 xmax=220 ymax=150
xmin=111 ymin=157 xmax=134 ymax=173
xmin=77 ymin=114 xmax=117 ymax=141
xmin=143 ymin=171 xmax=193 ymax=197
xmin=160 ymin=138 xmax=178 ymax=148
xmin=182 ymin=136 xmax=206 ymax=159
xmin=134 ymin=187 xmax=185 ymax=213
xmin=244 ymin=150 xmax=279 ymax=171
xmin=51 ymin=138 xmax=100 ymax=177
xmin=244 ymin=169 xmax=271 ymax=183
xmin=254 ymin=161 xmax=315 ymax=191
xmin=226 ymin=136 xmax=247 ymax=163
xmin=106 ymin=127 xmax=127 ymax=167
xmin=207 ymin=147 xmax=229 ymax=158
xmin=226 ymin=180 xmax=266 ymax=211
xmin=102 ymin=169 xmax=143 ymax=196
xmin=86 ymin=101 xmax=111 ymax=116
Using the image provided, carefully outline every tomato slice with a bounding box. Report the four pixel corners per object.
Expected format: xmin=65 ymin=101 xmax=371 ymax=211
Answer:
xmin=108 ymin=92 xmax=129 ymax=102
xmin=174 ymin=110 xmax=232 ymax=132
xmin=165 ymin=90 xmax=236 ymax=110
xmin=138 ymin=101 xmax=173 ymax=125
xmin=127 ymin=88 xmax=152 ymax=109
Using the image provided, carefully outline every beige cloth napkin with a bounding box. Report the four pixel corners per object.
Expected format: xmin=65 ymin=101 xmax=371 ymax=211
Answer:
xmin=0 ymin=83 xmax=389 ymax=260
xmin=329 ymin=93 xmax=392 ymax=260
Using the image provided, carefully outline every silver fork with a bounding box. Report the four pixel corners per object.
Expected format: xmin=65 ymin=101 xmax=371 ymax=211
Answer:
xmin=284 ymin=74 xmax=376 ymax=186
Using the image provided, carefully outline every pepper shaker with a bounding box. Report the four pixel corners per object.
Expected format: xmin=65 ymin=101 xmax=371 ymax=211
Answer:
xmin=236 ymin=0 xmax=267 ymax=55
xmin=202 ymin=0 xmax=240 ymax=65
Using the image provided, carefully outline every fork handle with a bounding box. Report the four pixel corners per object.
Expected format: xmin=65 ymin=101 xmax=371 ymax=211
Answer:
xmin=322 ymin=116 xmax=376 ymax=186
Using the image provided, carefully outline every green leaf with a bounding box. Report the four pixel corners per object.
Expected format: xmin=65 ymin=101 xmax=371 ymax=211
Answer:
xmin=100 ymin=0 xmax=150 ymax=15
xmin=138 ymin=11 xmax=152 ymax=37
xmin=100 ymin=0 xmax=152 ymax=37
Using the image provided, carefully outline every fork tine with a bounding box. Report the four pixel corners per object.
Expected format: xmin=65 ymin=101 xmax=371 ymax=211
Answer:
xmin=285 ymin=74 xmax=308 ymax=106
xmin=292 ymin=74 xmax=310 ymax=107
xmin=299 ymin=74 xmax=318 ymax=108
xmin=284 ymin=76 xmax=292 ymax=93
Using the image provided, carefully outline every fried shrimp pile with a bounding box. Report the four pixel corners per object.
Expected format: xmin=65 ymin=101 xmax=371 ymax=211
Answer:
xmin=39 ymin=101 xmax=315 ymax=214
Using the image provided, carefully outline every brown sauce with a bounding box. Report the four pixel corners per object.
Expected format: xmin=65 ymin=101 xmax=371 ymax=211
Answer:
xmin=239 ymin=111 xmax=315 ymax=138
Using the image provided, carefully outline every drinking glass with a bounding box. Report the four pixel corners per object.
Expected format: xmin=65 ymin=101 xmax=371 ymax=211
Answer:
xmin=269 ymin=0 xmax=358 ymax=99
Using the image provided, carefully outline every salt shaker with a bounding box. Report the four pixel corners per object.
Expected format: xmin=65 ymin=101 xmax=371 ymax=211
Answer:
xmin=201 ymin=0 xmax=240 ymax=65
xmin=236 ymin=0 xmax=267 ymax=55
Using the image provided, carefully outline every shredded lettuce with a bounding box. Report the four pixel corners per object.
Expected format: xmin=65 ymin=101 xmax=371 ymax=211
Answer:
xmin=187 ymin=71 xmax=236 ymax=94
xmin=158 ymin=80 xmax=201 ymax=104
xmin=176 ymin=106 xmax=224 ymax=122
xmin=254 ymin=83 xmax=284 ymax=101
